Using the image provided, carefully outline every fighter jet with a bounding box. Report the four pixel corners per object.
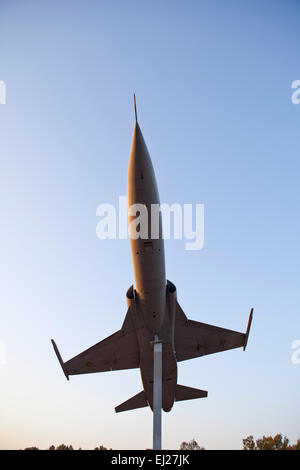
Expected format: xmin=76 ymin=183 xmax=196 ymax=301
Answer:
xmin=51 ymin=96 xmax=253 ymax=414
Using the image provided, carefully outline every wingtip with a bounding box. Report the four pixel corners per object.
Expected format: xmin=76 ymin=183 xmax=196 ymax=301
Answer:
xmin=51 ymin=338 xmax=69 ymax=380
xmin=243 ymin=308 xmax=253 ymax=351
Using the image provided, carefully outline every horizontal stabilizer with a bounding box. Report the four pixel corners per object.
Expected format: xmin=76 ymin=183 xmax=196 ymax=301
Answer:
xmin=175 ymin=384 xmax=207 ymax=402
xmin=115 ymin=391 xmax=148 ymax=413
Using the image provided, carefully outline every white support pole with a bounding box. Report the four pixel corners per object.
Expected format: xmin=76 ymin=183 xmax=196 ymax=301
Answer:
xmin=153 ymin=336 xmax=162 ymax=450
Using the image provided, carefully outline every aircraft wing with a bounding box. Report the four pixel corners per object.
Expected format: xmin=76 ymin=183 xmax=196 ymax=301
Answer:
xmin=51 ymin=309 xmax=140 ymax=379
xmin=175 ymin=303 xmax=253 ymax=362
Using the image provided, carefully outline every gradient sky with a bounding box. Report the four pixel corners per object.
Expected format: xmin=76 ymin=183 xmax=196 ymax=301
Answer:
xmin=1 ymin=0 xmax=300 ymax=450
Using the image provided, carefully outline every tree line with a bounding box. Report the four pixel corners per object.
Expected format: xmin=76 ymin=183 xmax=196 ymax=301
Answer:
xmin=23 ymin=434 xmax=300 ymax=450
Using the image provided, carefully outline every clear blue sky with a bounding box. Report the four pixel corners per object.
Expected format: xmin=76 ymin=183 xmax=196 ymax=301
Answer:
xmin=0 ymin=0 xmax=299 ymax=450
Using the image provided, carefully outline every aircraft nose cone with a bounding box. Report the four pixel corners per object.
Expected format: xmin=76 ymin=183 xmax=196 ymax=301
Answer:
xmin=127 ymin=122 xmax=160 ymax=207
xmin=129 ymin=122 xmax=154 ymax=174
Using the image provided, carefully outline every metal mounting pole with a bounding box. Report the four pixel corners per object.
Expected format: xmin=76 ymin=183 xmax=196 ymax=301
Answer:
xmin=153 ymin=336 xmax=162 ymax=450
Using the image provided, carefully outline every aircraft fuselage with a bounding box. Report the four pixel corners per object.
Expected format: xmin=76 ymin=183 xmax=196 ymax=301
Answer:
xmin=127 ymin=121 xmax=177 ymax=411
